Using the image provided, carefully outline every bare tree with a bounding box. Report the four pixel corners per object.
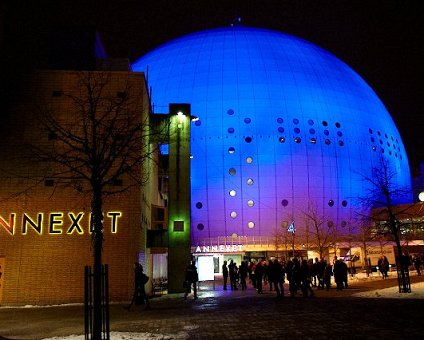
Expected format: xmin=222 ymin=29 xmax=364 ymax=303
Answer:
xmin=359 ymin=156 xmax=412 ymax=292
xmin=301 ymin=202 xmax=335 ymax=260
xmin=29 ymin=71 xmax=166 ymax=337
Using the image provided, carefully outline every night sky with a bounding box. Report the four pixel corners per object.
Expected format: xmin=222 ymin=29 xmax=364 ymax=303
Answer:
xmin=2 ymin=0 xmax=423 ymax=171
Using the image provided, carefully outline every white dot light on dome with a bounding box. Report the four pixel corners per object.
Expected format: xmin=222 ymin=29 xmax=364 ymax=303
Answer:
xmin=132 ymin=27 xmax=412 ymax=244
xmin=419 ymin=191 xmax=424 ymax=202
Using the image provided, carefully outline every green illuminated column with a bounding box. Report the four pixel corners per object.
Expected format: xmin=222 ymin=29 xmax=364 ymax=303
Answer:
xmin=167 ymin=103 xmax=192 ymax=293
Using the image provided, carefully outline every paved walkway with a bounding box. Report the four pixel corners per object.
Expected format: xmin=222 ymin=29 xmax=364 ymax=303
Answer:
xmin=0 ymin=274 xmax=423 ymax=339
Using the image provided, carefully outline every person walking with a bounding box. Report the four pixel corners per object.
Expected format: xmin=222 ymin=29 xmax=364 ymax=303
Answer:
xmin=184 ymin=260 xmax=199 ymax=300
xmin=300 ymin=259 xmax=314 ymax=297
xmin=333 ymin=259 xmax=344 ymax=290
xmin=254 ymin=260 xmax=265 ymax=294
xmin=239 ymin=261 xmax=248 ymax=291
xmin=323 ymin=261 xmax=333 ymax=291
xmin=126 ymin=262 xmax=150 ymax=310
xmin=222 ymin=260 xmax=229 ymax=290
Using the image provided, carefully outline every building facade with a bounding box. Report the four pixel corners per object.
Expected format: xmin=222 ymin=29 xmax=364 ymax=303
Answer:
xmin=0 ymin=70 xmax=161 ymax=305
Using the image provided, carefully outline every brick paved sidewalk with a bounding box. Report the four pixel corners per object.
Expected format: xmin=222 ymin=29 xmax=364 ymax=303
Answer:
xmin=1 ymin=274 xmax=423 ymax=339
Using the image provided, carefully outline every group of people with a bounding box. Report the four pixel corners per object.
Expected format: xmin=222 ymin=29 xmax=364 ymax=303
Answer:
xmin=222 ymin=257 xmax=350 ymax=298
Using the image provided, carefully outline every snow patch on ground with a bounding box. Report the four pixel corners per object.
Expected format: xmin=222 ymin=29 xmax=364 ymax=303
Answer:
xmin=352 ymin=281 xmax=424 ymax=299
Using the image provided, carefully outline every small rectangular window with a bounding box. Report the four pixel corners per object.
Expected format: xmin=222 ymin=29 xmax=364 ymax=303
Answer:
xmin=116 ymin=91 xmax=127 ymax=99
xmin=44 ymin=179 xmax=54 ymax=187
xmin=173 ymin=220 xmax=184 ymax=232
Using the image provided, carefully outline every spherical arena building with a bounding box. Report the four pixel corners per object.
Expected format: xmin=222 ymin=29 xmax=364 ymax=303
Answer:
xmin=132 ymin=27 xmax=412 ymax=253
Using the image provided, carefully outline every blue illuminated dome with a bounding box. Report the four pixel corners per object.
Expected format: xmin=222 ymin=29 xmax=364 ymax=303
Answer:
xmin=133 ymin=27 xmax=412 ymax=245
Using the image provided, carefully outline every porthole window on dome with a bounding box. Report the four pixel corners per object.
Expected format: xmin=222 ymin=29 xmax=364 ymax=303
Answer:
xmin=322 ymin=121 xmax=328 ymax=126
xmin=372 ymin=146 xmax=377 ymax=151
xmin=195 ymin=120 xmax=201 ymax=126
xmin=324 ymin=130 xmax=330 ymax=136
xmin=229 ymin=190 xmax=237 ymax=197
xmin=381 ymin=148 xmax=385 ymax=153
xmin=335 ymin=122 xmax=341 ymax=128
xmin=279 ymin=137 xmax=286 ymax=143
xmin=325 ymin=139 xmax=331 ymax=145
xmin=338 ymin=140 xmax=344 ymax=146
xmin=281 ymin=199 xmax=289 ymax=207
xmin=309 ymin=128 xmax=316 ymax=134
xmin=294 ymin=137 xmax=301 ymax=143
xmin=247 ymin=200 xmax=254 ymax=207
xmin=342 ymin=200 xmax=348 ymax=207
xmin=379 ymin=140 xmax=383 ymax=144
xmin=337 ymin=131 xmax=343 ymax=137
xmin=196 ymin=202 xmax=203 ymax=209
xmin=231 ymin=233 xmax=238 ymax=239
xmin=278 ymin=127 xmax=285 ymax=133
xmin=341 ymin=221 xmax=347 ymax=228
xmin=277 ymin=118 xmax=284 ymax=124
xmin=197 ymin=223 xmax=204 ymax=231
xmin=385 ymin=133 xmax=388 ymax=138
xmin=229 ymin=168 xmax=236 ymax=175
xmin=244 ymin=117 xmax=251 ymax=124
xmin=294 ymin=127 xmax=301 ymax=134
xmin=245 ymin=136 xmax=252 ymax=143
xmin=248 ymin=221 xmax=255 ymax=229
xmin=227 ymin=109 xmax=235 ymax=115
xmin=228 ymin=147 xmax=235 ymax=154
xmin=328 ymin=200 xmax=334 ymax=207
xmin=246 ymin=157 xmax=253 ymax=164
xmin=370 ymin=137 xmax=375 ymax=143
xmin=246 ymin=178 xmax=254 ymax=185
xmin=293 ymin=118 xmax=299 ymax=125
xmin=228 ymin=127 xmax=235 ymax=134
xmin=377 ymin=131 xmax=381 ymax=136
xmin=308 ymin=119 xmax=314 ymax=125
xmin=310 ymin=138 xmax=317 ymax=144
xmin=369 ymin=128 xmax=373 ymax=134
xmin=230 ymin=211 xmax=237 ymax=218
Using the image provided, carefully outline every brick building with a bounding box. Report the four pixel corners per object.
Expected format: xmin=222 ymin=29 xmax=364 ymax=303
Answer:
xmin=0 ymin=69 xmax=164 ymax=305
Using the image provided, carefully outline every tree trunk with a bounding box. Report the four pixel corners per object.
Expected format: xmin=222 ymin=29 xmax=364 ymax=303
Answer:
xmin=92 ymin=183 xmax=103 ymax=338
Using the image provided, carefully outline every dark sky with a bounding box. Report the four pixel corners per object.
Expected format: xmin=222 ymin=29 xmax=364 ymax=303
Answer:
xmin=3 ymin=0 xmax=423 ymax=170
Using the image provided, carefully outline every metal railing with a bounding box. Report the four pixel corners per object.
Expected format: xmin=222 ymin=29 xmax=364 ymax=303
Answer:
xmin=84 ymin=264 xmax=110 ymax=339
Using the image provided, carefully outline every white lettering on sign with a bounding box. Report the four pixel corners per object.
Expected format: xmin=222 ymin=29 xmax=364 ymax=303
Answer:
xmin=194 ymin=244 xmax=243 ymax=253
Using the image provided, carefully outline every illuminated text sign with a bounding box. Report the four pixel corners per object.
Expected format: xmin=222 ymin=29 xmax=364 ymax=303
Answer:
xmin=0 ymin=212 xmax=122 ymax=235
xmin=194 ymin=245 xmax=243 ymax=253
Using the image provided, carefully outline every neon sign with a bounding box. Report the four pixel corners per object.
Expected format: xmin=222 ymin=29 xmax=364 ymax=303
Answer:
xmin=0 ymin=211 xmax=122 ymax=235
xmin=194 ymin=245 xmax=243 ymax=253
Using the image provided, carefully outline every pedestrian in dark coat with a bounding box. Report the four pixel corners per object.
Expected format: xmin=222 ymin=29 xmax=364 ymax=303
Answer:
xmin=323 ymin=261 xmax=333 ymax=291
xmin=222 ymin=260 xmax=229 ymax=290
xmin=254 ymin=260 xmax=265 ymax=294
xmin=184 ymin=261 xmax=199 ymax=300
xmin=300 ymin=259 xmax=314 ymax=297
xmin=272 ymin=259 xmax=284 ymax=297
xmin=126 ymin=263 xmax=150 ymax=310
xmin=333 ymin=259 xmax=344 ymax=290
xmin=239 ymin=261 xmax=248 ymax=291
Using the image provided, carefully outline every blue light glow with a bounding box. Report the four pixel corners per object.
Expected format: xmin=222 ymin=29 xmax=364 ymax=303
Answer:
xmin=133 ymin=27 xmax=412 ymax=245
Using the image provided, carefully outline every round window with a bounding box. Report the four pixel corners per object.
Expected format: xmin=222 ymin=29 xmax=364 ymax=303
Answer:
xmin=246 ymin=157 xmax=253 ymax=164
xmin=230 ymin=211 xmax=237 ymax=218
xmin=281 ymin=199 xmax=289 ymax=207
xmin=229 ymin=190 xmax=237 ymax=197
xmin=227 ymin=109 xmax=234 ymax=115
xmin=197 ymin=223 xmax=204 ymax=231
xmin=246 ymin=178 xmax=254 ymax=185
xmin=195 ymin=202 xmax=203 ymax=209
xmin=245 ymin=136 xmax=252 ymax=143
xmin=229 ymin=168 xmax=236 ymax=175
xmin=248 ymin=221 xmax=255 ymax=229
xmin=247 ymin=200 xmax=254 ymax=207
xmin=244 ymin=117 xmax=251 ymax=124
xmin=228 ymin=147 xmax=235 ymax=154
